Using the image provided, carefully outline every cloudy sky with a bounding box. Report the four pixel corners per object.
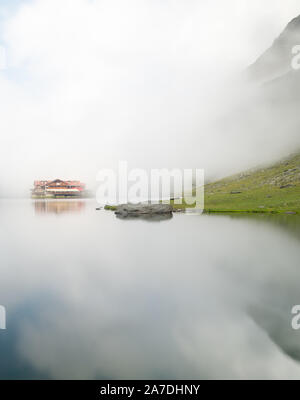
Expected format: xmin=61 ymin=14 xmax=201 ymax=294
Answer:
xmin=1 ymin=0 xmax=300 ymax=195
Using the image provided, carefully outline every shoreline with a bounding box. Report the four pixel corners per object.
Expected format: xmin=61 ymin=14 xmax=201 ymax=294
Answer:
xmin=103 ymin=204 xmax=299 ymax=215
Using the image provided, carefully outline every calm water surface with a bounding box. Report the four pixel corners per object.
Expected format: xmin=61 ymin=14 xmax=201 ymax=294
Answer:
xmin=1 ymin=199 xmax=300 ymax=379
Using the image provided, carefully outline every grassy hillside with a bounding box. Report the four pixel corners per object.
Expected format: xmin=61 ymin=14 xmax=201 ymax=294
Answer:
xmin=202 ymin=152 xmax=300 ymax=214
xmin=104 ymin=153 xmax=300 ymax=215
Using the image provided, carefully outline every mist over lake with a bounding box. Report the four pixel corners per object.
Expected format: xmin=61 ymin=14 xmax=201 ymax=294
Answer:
xmin=0 ymin=199 xmax=300 ymax=379
xmin=2 ymin=0 xmax=300 ymax=385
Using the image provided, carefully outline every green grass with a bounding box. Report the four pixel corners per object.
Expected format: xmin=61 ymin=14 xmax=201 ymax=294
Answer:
xmin=104 ymin=152 xmax=300 ymax=214
xmin=104 ymin=204 xmax=117 ymax=211
xmin=201 ymin=152 xmax=300 ymax=214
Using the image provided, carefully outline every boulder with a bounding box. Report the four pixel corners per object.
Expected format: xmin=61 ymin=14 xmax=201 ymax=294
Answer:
xmin=115 ymin=203 xmax=173 ymax=218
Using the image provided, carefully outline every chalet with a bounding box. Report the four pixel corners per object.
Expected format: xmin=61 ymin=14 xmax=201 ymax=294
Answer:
xmin=32 ymin=179 xmax=85 ymax=198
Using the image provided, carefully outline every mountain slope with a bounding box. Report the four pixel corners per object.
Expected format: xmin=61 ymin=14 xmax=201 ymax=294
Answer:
xmin=248 ymin=15 xmax=300 ymax=83
xmin=201 ymin=15 xmax=300 ymax=214
xmin=203 ymin=153 xmax=300 ymax=213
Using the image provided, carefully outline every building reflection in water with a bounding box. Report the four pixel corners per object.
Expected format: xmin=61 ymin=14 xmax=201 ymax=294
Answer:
xmin=33 ymin=200 xmax=85 ymax=215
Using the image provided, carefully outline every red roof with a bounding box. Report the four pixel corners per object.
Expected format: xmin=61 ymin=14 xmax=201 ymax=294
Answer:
xmin=34 ymin=180 xmax=85 ymax=188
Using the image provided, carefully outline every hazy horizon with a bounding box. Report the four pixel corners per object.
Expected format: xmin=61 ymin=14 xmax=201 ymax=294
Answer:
xmin=1 ymin=0 xmax=300 ymax=196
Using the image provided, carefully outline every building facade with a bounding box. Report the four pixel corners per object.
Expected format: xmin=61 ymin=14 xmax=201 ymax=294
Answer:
xmin=32 ymin=179 xmax=85 ymax=198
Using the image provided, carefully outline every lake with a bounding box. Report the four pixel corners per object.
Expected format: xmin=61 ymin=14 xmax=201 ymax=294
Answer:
xmin=0 ymin=199 xmax=300 ymax=379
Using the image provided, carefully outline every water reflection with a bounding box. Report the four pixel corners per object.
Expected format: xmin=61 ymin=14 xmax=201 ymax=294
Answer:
xmin=33 ymin=200 xmax=85 ymax=215
xmin=1 ymin=201 xmax=300 ymax=379
xmin=209 ymin=213 xmax=300 ymax=367
xmin=222 ymin=213 xmax=300 ymax=242
xmin=116 ymin=213 xmax=173 ymax=222
xmin=249 ymin=304 xmax=300 ymax=364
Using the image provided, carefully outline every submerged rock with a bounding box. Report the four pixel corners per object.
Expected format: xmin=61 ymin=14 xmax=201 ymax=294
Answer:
xmin=114 ymin=203 xmax=173 ymax=218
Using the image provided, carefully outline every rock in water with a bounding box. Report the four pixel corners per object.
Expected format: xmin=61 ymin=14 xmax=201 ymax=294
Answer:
xmin=115 ymin=203 xmax=173 ymax=218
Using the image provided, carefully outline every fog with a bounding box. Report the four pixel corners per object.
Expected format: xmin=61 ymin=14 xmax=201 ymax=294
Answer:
xmin=2 ymin=201 xmax=300 ymax=378
xmin=1 ymin=0 xmax=300 ymax=196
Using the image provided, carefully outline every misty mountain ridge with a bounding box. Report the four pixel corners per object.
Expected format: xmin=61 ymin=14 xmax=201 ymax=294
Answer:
xmin=217 ymin=13 xmax=300 ymax=174
xmin=248 ymin=14 xmax=300 ymax=83
xmin=202 ymin=15 xmax=300 ymax=213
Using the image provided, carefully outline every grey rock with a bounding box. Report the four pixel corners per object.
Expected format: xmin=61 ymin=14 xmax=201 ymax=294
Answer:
xmin=115 ymin=203 xmax=173 ymax=218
